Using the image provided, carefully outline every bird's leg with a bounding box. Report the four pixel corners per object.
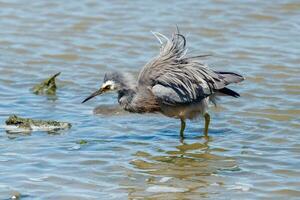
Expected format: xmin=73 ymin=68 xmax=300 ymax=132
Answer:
xmin=180 ymin=118 xmax=186 ymax=138
xmin=203 ymin=113 xmax=210 ymax=137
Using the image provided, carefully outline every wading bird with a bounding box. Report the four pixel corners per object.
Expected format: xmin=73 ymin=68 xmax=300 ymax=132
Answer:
xmin=82 ymin=30 xmax=244 ymax=138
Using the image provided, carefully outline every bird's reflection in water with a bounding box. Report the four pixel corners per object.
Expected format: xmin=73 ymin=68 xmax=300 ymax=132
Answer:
xmin=93 ymin=104 xmax=127 ymax=116
xmin=125 ymin=139 xmax=238 ymax=199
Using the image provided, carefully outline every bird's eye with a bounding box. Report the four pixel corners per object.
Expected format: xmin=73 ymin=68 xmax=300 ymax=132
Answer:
xmin=104 ymin=85 xmax=110 ymax=90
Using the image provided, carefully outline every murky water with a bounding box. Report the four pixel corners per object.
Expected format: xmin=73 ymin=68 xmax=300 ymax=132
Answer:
xmin=0 ymin=0 xmax=300 ymax=199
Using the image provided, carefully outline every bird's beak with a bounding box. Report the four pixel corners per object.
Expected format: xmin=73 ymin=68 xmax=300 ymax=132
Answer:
xmin=82 ymin=88 xmax=104 ymax=103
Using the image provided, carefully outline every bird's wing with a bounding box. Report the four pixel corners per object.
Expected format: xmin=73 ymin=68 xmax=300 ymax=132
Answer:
xmin=151 ymin=64 xmax=227 ymax=105
xmin=138 ymin=30 xmax=243 ymax=105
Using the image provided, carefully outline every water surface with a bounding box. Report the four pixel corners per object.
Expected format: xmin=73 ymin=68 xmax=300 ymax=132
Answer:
xmin=0 ymin=0 xmax=300 ymax=199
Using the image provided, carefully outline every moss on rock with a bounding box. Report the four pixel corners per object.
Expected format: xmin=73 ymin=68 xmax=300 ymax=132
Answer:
xmin=6 ymin=115 xmax=71 ymax=131
xmin=32 ymin=72 xmax=60 ymax=95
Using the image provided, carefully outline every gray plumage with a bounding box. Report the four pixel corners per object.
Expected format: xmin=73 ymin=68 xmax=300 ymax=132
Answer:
xmin=82 ymin=30 xmax=244 ymax=138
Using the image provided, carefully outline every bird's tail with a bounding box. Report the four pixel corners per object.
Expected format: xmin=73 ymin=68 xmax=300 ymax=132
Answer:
xmin=215 ymin=71 xmax=244 ymax=98
xmin=218 ymin=87 xmax=240 ymax=98
xmin=217 ymin=71 xmax=245 ymax=84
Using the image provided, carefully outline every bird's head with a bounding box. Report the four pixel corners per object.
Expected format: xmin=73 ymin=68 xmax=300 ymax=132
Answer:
xmin=82 ymin=72 xmax=125 ymax=103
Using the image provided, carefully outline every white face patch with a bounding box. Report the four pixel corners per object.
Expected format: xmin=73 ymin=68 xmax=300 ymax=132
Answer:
xmin=102 ymin=80 xmax=115 ymax=90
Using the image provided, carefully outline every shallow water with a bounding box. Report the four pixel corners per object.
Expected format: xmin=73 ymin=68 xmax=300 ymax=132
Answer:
xmin=0 ymin=0 xmax=300 ymax=199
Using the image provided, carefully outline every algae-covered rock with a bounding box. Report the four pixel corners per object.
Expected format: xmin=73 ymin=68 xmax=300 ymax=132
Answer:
xmin=5 ymin=115 xmax=71 ymax=132
xmin=32 ymin=72 xmax=60 ymax=95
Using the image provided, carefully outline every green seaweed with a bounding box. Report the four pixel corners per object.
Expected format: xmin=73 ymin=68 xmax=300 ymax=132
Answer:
xmin=32 ymin=72 xmax=61 ymax=95
xmin=5 ymin=115 xmax=71 ymax=131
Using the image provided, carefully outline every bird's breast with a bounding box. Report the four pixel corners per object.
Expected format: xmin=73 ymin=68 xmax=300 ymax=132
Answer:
xmin=120 ymin=89 xmax=161 ymax=113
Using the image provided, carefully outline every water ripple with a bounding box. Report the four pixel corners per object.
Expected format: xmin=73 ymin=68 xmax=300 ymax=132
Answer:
xmin=0 ymin=0 xmax=299 ymax=199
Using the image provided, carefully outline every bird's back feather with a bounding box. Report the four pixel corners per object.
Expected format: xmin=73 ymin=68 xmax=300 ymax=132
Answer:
xmin=138 ymin=30 xmax=244 ymax=107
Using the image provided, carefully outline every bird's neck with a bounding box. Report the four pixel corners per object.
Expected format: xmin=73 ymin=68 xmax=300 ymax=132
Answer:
xmin=117 ymin=88 xmax=136 ymax=112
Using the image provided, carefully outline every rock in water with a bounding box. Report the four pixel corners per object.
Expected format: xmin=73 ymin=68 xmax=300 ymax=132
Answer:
xmin=5 ymin=115 xmax=71 ymax=132
xmin=32 ymin=72 xmax=61 ymax=95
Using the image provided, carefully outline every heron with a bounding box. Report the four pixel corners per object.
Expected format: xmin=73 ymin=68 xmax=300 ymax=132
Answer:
xmin=82 ymin=30 xmax=244 ymax=138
